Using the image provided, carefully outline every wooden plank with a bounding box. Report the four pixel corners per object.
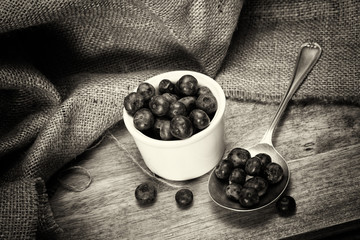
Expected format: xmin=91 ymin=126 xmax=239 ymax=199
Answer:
xmin=50 ymin=100 xmax=360 ymax=239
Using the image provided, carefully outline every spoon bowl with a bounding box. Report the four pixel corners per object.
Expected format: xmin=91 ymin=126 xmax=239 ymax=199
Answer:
xmin=208 ymin=42 xmax=322 ymax=211
xmin=208 ymin=143 xmax=290 ymax=211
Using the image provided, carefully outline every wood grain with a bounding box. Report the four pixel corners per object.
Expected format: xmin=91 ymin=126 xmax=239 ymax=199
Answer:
xmin=50 ymin=99 xmax=360 ymax=240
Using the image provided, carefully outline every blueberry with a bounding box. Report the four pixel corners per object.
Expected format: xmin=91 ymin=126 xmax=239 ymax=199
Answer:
xmin=124 ymin=92 xmax=145 ymax=116
xmin=153 ymin=118 xmax=166 ymax=138
xmin=239 ymin=187 xmax=260 ymax=208
xmin=245 ymin=157 xmax=262 ymax=176
xmin=170 ymin=115 xmax=193 ymax=139
xmin=196 ymin=93 xmax=217 ymax=115
xmin=225 ymin=184 xmax=242 ymax=202
xmin=175 ymin=189 xmax=193 ymax=208
xmin=176 ymin=75 xmax=198 ymax=96
xmin=189 ymin=109 xmax=210 ymax=130
xmin=137 ymin=82 xmax=155 ymax=101
xmin=133 ymin=108 xmax=155 ymax=131
xmin=162 ymin=93 xmax=179 ymax=104
xmin=255 ymin=153 xmax=272 ymax=172
xmin=227 ymin=148 xmax=251 ymax=168
xmin=243 ymin=176 xmax=268 ymax=197
xmin=149 ymin=95 xmax=170 ymax=117
xmin=178 ymin=96 xmax=197 ymax=113
xmin=159 ymin=79 xmax=175 ymax=94
xmin=214 ymin=159 xmax=234 ymax=180
xmin=197 ymin=86 xmax=212 ymax=96
xmin=228 ymin=168 xmax=246 ymax=185
xmin=159 ymin=119 xmax=173 ymax=140
xmin=264 ymin=162 xmax=284 ymax=184
xmin=135 ymin=182 xmax=157 ymax=205
xmin=276 ymin=195 xmax=296 ymax=216
xmin=168 ymin=101 xmax=187 ymax=119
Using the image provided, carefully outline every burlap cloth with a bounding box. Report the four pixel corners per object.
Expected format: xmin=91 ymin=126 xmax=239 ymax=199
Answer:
xmin=0 ymin=0 xmax=358 ymax=239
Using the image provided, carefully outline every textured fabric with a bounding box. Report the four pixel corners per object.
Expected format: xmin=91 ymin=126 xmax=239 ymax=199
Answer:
xmin=0 ymin=179 xmax=38 ymax=240
xmin=217 ymin=0 xmax=360 ymax=104
xmin=0 ymin=0 xmax=358 ymax=238
xmin=0 ymin=178 xmax=61 ymax=240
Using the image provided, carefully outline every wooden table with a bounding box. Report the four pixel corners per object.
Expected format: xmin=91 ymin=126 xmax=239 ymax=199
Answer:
xmin=49 ymin=99 xmax=360 ymax=239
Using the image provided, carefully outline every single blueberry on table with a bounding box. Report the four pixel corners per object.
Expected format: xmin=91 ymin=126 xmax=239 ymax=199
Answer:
xmin=135 ymin=182 xmax=157 ymax=205
xmin=276 ymin=195 xmax=296 ymax=216
xmin=175 ymin=189 xmax=193 ymax=208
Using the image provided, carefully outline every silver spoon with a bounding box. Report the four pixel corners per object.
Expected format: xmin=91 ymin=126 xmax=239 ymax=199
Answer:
xmin=208 ymin=42 xmax=322 ymax=211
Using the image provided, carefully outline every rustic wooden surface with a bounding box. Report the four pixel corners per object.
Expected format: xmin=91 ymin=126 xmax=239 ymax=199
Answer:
xmin=49 ymin=99 xmax=360 ymax=240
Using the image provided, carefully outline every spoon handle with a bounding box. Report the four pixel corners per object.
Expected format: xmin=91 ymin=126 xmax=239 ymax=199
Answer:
xmin=260 ymin=42 xmax=322 ymax=145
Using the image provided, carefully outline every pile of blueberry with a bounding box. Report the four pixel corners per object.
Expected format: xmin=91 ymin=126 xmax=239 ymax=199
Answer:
xmin=215 ymin=148 xmax=285 ymax=208
xmin=124 ymin=75 xmax=217 ymax=140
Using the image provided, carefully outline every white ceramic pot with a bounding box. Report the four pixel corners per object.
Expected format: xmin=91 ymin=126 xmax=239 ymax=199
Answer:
xmin=123 ymin=70 xmax=226 ymax=181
